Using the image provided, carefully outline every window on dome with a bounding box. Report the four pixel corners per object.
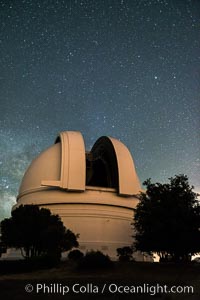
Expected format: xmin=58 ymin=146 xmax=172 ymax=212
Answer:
xmin=86 ymin=150 xmax=118 ymax=189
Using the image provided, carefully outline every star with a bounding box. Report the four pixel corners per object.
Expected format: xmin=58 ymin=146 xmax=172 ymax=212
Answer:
xmin=0 ymin=0 xmax=199 ymax=221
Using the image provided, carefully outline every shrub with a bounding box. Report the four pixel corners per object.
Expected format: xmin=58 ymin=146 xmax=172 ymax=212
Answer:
xmin=68 ymin=249 xmax=84 ymax=261
xmin=116 ymin=246 xmax=134 ymax=262
xmin=77 ymin=250 xmax=113 ymax=270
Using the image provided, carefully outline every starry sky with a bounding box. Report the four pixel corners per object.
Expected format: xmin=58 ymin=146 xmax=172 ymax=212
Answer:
xmin=0 ymin=0 xmax=200 ymax=220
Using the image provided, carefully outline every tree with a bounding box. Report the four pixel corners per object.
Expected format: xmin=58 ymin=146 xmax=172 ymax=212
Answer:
xmin=134 ymin=175 xmax=200 ymax=262
xmin=0 ymin=205 xmax=79 ymax=260
xmin=116 ymin=246 xmax=134 ymax=261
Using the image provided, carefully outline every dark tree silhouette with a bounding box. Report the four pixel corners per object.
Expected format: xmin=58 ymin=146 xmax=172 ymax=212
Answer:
xmin=0 ymin=205 xmax=79 ymax=259
xmin=116 ymin=246 xmax=134 ymax=261
xmin=0 ymin=241 xmax=7 ymax=257
xmin=77 ymin=250 xmax=113 ymax=270
xmin=134 ymin=175 xmax=200 ymax=262
xmin=68 ymin=249 xmax=84 ymax=261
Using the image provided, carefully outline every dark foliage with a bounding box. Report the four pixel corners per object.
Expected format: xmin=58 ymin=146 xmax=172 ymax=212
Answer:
xmin=134 ymin=175 xmax=200 ymax=262
xmin=0 ymin=205 xmax=79 ymax=260
xmin=116 ymin=246 xmax=134 ymax=261
xmin=68 ymin=249 xmax=84 ymax=261
xmin=0 ymin=241 xmax=7 ymax=257
xmin=77 ymin=250 xmax=113 ymax=270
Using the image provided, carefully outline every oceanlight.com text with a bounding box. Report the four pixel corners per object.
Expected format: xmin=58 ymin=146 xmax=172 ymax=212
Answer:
xmin=25 ymin=282 xmax=194 ymax=296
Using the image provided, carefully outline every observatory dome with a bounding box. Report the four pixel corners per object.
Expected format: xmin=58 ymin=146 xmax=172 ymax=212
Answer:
xmin=14 ymin=131 xmax=143 ymax=259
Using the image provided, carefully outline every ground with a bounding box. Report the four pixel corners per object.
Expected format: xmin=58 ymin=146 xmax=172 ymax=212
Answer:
xmin=0 ymin=261 xmax=199 ymax=299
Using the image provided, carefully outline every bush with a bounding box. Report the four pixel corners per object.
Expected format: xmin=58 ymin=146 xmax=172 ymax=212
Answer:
xmin=68 ymin=249 xmax=84 ymax=261
xmin=0 ymin=242 xmax=7 ymax=257
xmin=116 ymin=246 xmax=134 ymax=262
xmin=77 ymin=250 xmax=113 ymax=270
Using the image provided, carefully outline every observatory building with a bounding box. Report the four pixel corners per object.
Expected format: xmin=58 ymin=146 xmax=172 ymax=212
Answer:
xmin=13 ymin=131 xmax=143 ymax=259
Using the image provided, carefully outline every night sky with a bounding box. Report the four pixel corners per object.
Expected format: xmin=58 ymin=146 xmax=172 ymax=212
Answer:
xmin=0 ymin=0 xmax=200 ymax=220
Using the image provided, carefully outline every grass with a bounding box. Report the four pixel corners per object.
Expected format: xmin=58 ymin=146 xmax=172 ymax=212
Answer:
xmin=0 ymin=261 xmax=199 ymax=299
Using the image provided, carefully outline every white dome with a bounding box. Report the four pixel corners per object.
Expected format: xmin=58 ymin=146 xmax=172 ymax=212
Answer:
xmin=18 ymin=131 xmax=141 ymax=198
xmin=14 ymin=131 xmax=143 ymax=260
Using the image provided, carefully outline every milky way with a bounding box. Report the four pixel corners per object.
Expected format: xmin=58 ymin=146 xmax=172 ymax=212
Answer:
xmin=0 ymin=0 xmax=200 ymax=220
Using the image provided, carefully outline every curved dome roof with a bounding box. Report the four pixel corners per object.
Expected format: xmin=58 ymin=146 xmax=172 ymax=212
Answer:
xmin=18 ymin=131 xmax=141 ymax=197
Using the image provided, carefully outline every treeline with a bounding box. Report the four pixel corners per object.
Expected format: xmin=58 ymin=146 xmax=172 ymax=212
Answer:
xmin=0 ymin=174 xmax=199 ymax=267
